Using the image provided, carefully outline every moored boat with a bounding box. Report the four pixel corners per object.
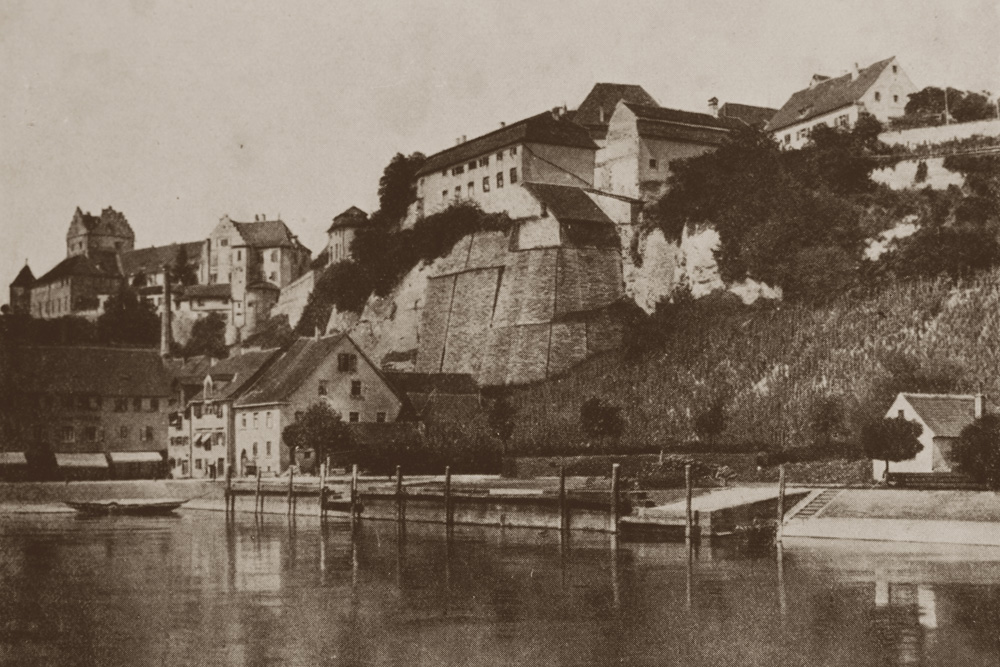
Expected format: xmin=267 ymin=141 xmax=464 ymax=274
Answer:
xmin=65 ymin=499 xmax=187 ymax=516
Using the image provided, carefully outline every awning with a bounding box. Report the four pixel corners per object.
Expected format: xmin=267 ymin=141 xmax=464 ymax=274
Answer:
xmin=55 ymin=453 xmax=109 ymax=469
xmin=109 ymin=452 xmax=163 ymax=464
xmin=0 ymin=452 xmax=27 ymax=466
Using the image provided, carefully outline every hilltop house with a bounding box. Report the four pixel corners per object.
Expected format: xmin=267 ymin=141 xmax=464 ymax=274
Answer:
xmin=768 ymin=57 xmax=917 ymax=150
xmin=408 ymin=109 xmax=598 ymax=223
xmin=233 ymin=335 xmax=404 ymax=476
xmin=327 ymin=206 xmax=369 ymax=265
xmin=872 ymin=392 xmax=988 ymax=480
xmin=185 ymin=349 xmax=281 ymax=479
xmin=4 ymin=346 xmax=170 ymax=480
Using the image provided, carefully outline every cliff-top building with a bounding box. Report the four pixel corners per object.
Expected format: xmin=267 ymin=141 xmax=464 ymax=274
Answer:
xmin=768 ymin=56 xmax=917 ymax=150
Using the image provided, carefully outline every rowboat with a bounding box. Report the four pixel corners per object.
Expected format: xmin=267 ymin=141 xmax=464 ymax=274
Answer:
xmin=65 ymin=499 xmax=187 ymax=516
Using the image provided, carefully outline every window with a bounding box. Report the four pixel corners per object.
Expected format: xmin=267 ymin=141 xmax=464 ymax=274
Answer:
xmin=85 ymin=426 xmax=98 ymax=442
xmin=252 ymin=443 xmax=258 ymax=456
xmin=467 ymin=182 xmax=474 ymax=196
xmin=318 ymin=380 xmax=329 ymax=396
xmin=241 ymin=414 xmax=247 ymax=428
xmin=893 ymin=95 xmax=899 ymax=103
xmin=149 ymin=398 xmax=159 ymax=412
xmin=266 ymin=441 xmax=271 ymax=456
xmin=253 ymin=412 xmax=259 ymax=429
xmin=195 ymin=459 xmax=203 ymax=470
xmin=236 ymin=250 xmax=241 ymax=261
xmin=338 ymin=353 xmax=358 ymax=372
xmin=194 ymin=404 xmax=203 ymax=419
xmin=220 ymin=239 xmax=228 ymax=247
xmin=120 ymin=426 xmax=129 ymax=440
xmin=349 ymin=412 xmax=360 ymax=423
xmin=134 ymin=397 xmax=144 ymax=412
xmin=509 ymin=168 xmax=517 ymax=184
xmin=496 ymin=151 xmax=503 ymax=161
xmin=835 ymin=114 xmax=850 ymax=129
xmin=441 ymin=170 xmax=447 ymax=177
xmin=479 ymin=157 xmax=489 ymax=167
xmin=454 ymin=186 xmax=461 ymax=199
xmin=874 ymin=91 xmax=881 ymax=102
xmin=510 ymin=146 xmax=517 ymax=156
xmin=142 ymin=426 xmax=154 ymax=442
xmin=351 ymin=380 xmax=362 ymax=397
xmin=114 ymin=398 xmax=128 ymax=412
xmin=265 ymin=412 xmax=272 ymax=428
xmin=892 ymin=65 xmax=898 ymax=74
xmin=541 ymin=203 xmax=548 ymax=217
xmin=649 ymin=159 xmax=658 ymax=169
xmin=496 ymin=172 xmax=504 ymax=188
xmin=483 ymin=177 xmax=490 ymax=193
xmin=376 ymin=412 xmax=386 ymax=423
xmin=468 ymin=161 xmax=476 ymax=171
xmin=451 ymin=165 xmax=464 ymax=176
xmin=270 ymin=250 xmax=278 ymax=262
xmin=61 ymin=426 xmax=74 ymax=443
xmin=442 ymin=190 xmax=448 ymax=201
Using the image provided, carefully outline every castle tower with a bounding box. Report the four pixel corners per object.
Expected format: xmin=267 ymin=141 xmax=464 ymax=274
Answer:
xmin=66 ymin=206 xmax=135 ymax=258
xmin=9 ymin=264 xmax=34 ymax=315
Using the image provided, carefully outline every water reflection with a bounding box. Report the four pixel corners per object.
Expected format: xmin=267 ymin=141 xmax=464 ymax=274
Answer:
xmin=1 ymin=514 xmax=1000 ymax=665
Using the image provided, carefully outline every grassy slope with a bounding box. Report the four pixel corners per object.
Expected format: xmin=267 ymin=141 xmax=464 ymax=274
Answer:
xmin=509 ymin=270 xmax=1000 ymax=456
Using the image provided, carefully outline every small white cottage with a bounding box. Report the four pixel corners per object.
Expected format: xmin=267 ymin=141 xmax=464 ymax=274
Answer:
xmin=872 ymin=392 xmax=986 ymax=480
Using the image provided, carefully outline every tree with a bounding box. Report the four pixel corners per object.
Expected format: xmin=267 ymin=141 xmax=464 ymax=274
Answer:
xmin=694 ymin=399 xmax=726 ymax=446
xmin=487 ymin=393 xmax=516 ymax=456
xmin=282 ymin=401 xmax=352 ymax=472
xmin=860 ymin=416 xmax=923 ymax=478
xmin=809 ymin=394 xmax=844 ymax=449
xmin=954 ymin=413 xmax=1000 ymax=490
xmin=905 ymin=87 xmax=995 ymax=123
xmin=182 ymin=312 xmax=228 ymax=358
xmin=97 ymin=286 xmax=159 ymax=347
xmin=376 ymin=152 xmax=427 ymax=227
xmin=580 ymin=397 xmax=625 ymax=448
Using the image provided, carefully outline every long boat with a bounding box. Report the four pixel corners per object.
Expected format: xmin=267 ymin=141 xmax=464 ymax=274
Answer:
xmin=64 ymin=499 xmax=187 ymax=516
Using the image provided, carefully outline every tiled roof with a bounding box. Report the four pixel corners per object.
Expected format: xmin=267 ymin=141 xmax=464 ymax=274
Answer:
xmin=384 ymin=372 xmax=479 ymax=396
xmin=416 ymin=111 xmax=597 ymax=177
xmin=327 ymin=206 xmax=369 ymax=232
xmin=624 ymin=102 xmax=744 ymax=130
xmin=235 ymin=335 xmax=350 ymax=406
xmin=231 ymin=220 xmax=297 ymax=248
xmin=120 ymin=241 xmax=203 ymax=277
xmin=521 ymin=183 xmax=612 ymax=225
xmin=10 ymin=265 xmax=35 ymax=287
xmin=718 ymin=102 xmax=778 ymax=129
xmin=192 ymin=349 xmax=282 ymax=402
xmin=13 ymin=346 xmax=170 ymax=397
xmin=573 ymin=83 xmax=658 ymax=136
xmin=902 ymin=393 xmax=989 ymax=439
xmin=767 ymin=57 xmax=895 ymax=132
xmin=239 ymin=314 xmax=295 ymax=351
xmin=177 ymin=284 xmax=231 ymax=301
xmin=246 ymin=281 xmax=281 ymax=292
xmin=164 ymin=355 xmax=215 ymax=385
xmin=35 ymin=253 xmax=121 ymax=285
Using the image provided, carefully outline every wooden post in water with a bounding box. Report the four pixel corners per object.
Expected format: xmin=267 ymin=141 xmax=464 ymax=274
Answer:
xmin=559 ymin=464 xmax=568 ymax=533
xmin=396 ymin=465 xmax=404 ymax=524
xmin=225 ymin=466 xmax=233 ymax=515
xmin=685 ymin=463 xmax=693 ymax=540
xmin=776 ymin=464 xmax=786 ymax=542
xmin=318 ymin=462 xmax=327 ymax=521
xmin=287 ymin=467 xmax=295 ymax=515
xmin=350 ymin=463 xmax=359 ymax=526
xmin=610 ymin=463 xmax=620 ymax=534
xmin=444 ymin=466 xmax=452 ymax=530
xmin=255 ymin=467 xmax=263 ymax=515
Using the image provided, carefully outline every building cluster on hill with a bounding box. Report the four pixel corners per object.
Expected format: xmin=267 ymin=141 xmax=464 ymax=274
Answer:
xmin=2 ymin=57 xmax=930 ymax=478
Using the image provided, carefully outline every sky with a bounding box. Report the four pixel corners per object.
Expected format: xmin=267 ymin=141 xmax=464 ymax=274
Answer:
xmin=2 ymin=0 xmax=999 ymax=301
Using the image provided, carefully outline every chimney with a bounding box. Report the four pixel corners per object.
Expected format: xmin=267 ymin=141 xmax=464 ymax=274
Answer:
xmin=599 ymin=107 xmax=605 ymax=123
xmin=499 ymin=121 xmax=506 ymax=128
xmin=851 ymin=62 xmax=860 ymax=81
xmin=160 ymin=265 xmax=172 ymax=357
xmin=461 ymin=135 xmax=467 ymax=143
xmin=975 ymin=393 xmax=985 ymax=419
xmin=708 ymin=97 xmax=719 ymax=117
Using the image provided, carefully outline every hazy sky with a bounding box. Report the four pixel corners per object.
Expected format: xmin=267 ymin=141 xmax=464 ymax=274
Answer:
xmin=2 ymin=0 xmax=999 ymax=300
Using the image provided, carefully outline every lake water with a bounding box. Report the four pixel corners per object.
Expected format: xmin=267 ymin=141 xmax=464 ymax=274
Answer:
xmin=2 ymin=512 xmax=1000 ymax=666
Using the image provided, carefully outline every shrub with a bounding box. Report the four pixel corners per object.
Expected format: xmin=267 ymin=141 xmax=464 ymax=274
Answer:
xmin=954 ymin=414 xmax=1000 ymax=490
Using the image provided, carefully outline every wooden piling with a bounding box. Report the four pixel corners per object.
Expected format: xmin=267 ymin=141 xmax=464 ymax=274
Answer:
xmin=559 ymin=464 xmax=568 ymax=533
xmin=287 ymin=467 xmax=295 ymax=515
xmin=610 ymin=463 xmax=620 ymax=534
xmin=685 ymin=463 xmax=693 ymax=540
xmin=350 ymin=464 xmax=359 ymax=526
xmin=255 ymin=467 xmax=263 ymax=515
xmin=225 ymin=466 xmax=233 ymax=514
xmin=444 ymin=466 xmax=452 ymax=529
xmin=318 ymin=462 xmax=327 ymax=520
xmin=776 ymin=464 xmax=787 ymax=542
xmin=396 ymin=465 xmax=404 ymax=524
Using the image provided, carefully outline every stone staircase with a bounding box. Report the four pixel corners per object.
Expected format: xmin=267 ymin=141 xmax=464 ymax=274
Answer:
xmin=787 ymin=488 xmax=841 ymax=521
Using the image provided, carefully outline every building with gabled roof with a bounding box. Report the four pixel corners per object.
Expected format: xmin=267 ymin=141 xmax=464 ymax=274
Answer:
xmin=571 ymin=83 xmax=659 ymax=144
xmin=8 ymin=265 xmax=35 ymax=315
xmin=598 ymin=101 xmax=744 ymax=200
xmin=717 ymin=101 xmax=777 ymax=129
xmin=233 ymin=335 xmax=404 ymax=475
xmin=66 ymin=206 xmax=134 ymax=258
xmin=872 ymin=392 xmax=989 ymax=480
xmin=408 ymin=109 xmax=598 ymax=224
xmin=768 ymin=57 xmax=917 ymax=149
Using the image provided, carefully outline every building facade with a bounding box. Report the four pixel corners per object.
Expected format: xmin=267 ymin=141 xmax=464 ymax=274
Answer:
xmin=326 ymin=206 xmax=369 ymax=265
xmin=233 ymin=335 xmax=404 ymax=476
xmin=768 ymin=57 xmax=917 ymax=150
